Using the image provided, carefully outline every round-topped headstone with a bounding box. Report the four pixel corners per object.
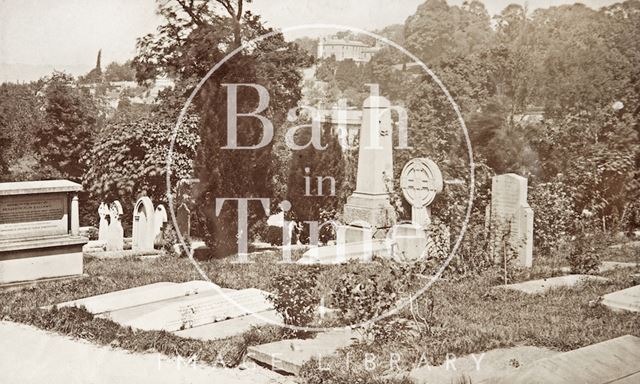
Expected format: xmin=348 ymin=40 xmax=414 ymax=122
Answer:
xmin=400 ymin=158 xmax=443 ymax=226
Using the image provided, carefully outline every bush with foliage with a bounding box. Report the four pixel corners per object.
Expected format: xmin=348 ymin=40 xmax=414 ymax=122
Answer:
xmin=159 ymin=224 xmax=190 ymax=257
xmin=83 ymin=117 xmax=198 ymax=212
xmin=264 ymin=225 xmax=283 ymax=246
xmin=268 ymin=266 xmax=321 ymax=336
xmin=529 ymin=179 xmax=577 ymax=259
xmin=286 ymin=120 xmax=350 ymax=244
xmin=567 ymin=231 xmax=606 ymax=274
xmin=330 ymin=259 xmax=423 ymax=341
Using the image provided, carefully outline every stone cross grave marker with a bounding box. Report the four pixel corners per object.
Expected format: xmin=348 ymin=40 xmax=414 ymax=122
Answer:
xmin=393 ymin=158 xmax=444 ymax=261
xmin=400 ymin=157 xmax=443 ymax=227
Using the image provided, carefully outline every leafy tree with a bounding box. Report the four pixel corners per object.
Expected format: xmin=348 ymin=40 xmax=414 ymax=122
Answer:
xmin=134 ymin=0 xmax=312 ymax=255
xmin=0 ymin=81 xmax=47 ymax=181
xmin=36 ymin=72 xmax=100 ymax=181
xmin=286 ymin=120 xmax=349 ymax=242
xmin=104 ymin=60 xmax=136 ymax=82
xmin=404 ymin=0 xmax=493 ymax=64
xmin=83 ymin=117 xmax=199 ymax=209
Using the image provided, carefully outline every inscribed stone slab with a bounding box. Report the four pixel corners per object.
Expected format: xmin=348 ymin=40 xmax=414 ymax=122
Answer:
xmin=100 ymin=288 xmax=272 ymax=332
xmin=174 ymin=310 xmax=282 ymax=341
xmin=55 ymin=280 xmax=218 ymax=314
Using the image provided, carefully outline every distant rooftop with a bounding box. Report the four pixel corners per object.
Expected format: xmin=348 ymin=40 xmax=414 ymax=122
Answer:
xmin=322 ymin=39 xmax=368 ymax=47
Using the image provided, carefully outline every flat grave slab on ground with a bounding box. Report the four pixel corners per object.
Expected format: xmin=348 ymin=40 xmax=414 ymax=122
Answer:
xmin=408 ymin=346 xmax=559 ymax=384
xmin=609 ymin=240 xmax=640 ymax=249
xmin=53 ymin=280 xmax=219 ymax=314
xmin=297 ymin=240 xmax=393 ymax=265
xmin=602 ymin=284 xmax=640 ymax=312
xmin=174 ymin=310 xmax=282 ymax=341
xmin=100 ymin=288 xmax=272 ymax=332
xmin=560 ymin=261 xmax=639 ymax=274
xmin=490 ymin=335 xmax=640 ymax=384
xmin=497 ymin=274 xmax=608 ymax=294
xmin=83 ymin=249 xmax=164 ymax=259
xmin=247 ymin=329 xmax=358 ymax=375
xmin=0 ymin=321 xmax=290 ymax=384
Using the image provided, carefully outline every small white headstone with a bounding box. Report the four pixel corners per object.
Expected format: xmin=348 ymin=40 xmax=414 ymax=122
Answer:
xmin=132 ymin=196 xmax=155 ymax=251
xmin=106 ymin=201 xmax=124 ymax=251
xmin=97 ymin=202 xmax=109 ymax=241
xmin=153 ymin=204 xmax=168 ymax=241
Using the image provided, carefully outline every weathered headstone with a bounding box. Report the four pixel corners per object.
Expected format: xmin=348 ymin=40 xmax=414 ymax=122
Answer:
xmin=400 ymin=158 xmax=443 ymax=227
xmin=176 ymin=203 xmax=191 ymax=240
xmin=106 ymin=201 xmax=124 ymax=252
xmin=132 ymin=196 xmax=155 ymax=251
xmin=0 ymin=180 xmax=87 ymax=284
xmin=153 ymin=204 xmax=168 ymax=244
xmin=488 ymin=174 xmax=534 ymax=267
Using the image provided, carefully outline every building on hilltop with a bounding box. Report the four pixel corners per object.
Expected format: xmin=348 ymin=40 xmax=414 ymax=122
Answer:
xmin=317 ymin=37 xmax=381 ymax=63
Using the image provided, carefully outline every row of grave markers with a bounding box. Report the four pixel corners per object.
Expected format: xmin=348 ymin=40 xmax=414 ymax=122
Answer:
xmin=97 ymin=196 xmax=168 ymax=252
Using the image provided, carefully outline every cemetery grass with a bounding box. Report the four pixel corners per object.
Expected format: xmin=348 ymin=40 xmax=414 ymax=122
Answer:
xmin=301 ymin=266 xmax=640 ymax=381
xmin=0 ymin=253 xmax=293 ymax=368
xmin=0 ymin=251 xmax=638 ymax=378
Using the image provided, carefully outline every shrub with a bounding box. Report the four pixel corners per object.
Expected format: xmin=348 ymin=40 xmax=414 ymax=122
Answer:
xmin=265 ymin=225 xmax=283 ymax=246
xmin=529 ymin=180 xmax=577 ymax=258
xmin=567 ymin=232 xmax=605 ymax=274
xmin=330 ymin=258 xmax=422 ymax=342
xmin=85 ymin=226 xmax=99 ymax=241
xmin=268 ymin=266 xmax=321 ymax=336
xmin=160 ymin=224 xmax=190 ymax=257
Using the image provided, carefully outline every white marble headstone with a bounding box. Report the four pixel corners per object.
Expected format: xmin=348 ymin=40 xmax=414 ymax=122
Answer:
xmin=106 ymin=201 xmax=124 ymax=252
xmin=153 ymin=204 xmax=168 ymax=240
xmin=132 ymin=196 xmax=155 ymax=251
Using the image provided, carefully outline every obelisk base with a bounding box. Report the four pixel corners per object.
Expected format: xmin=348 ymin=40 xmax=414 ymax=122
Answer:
xmin=342 ymin=193 xmax=396 ymax=229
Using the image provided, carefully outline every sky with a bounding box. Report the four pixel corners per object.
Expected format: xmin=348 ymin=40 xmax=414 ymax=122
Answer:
xmin=0 ymin=0 xmax=623 ymax=82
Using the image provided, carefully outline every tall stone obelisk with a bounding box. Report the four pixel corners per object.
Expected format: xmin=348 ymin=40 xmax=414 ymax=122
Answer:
xmin=341 ymin=95 xmax=396 ymax=239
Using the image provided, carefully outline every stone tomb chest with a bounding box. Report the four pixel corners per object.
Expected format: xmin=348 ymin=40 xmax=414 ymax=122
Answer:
xmin=0 ymin=180 xmax=87 ymax=284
